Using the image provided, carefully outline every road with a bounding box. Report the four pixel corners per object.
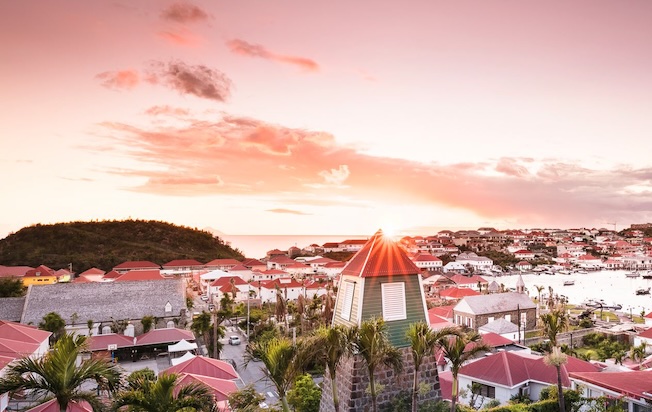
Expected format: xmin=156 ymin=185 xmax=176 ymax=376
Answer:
xmin=189 ymin=291 xmax=278 ymax=408
xmin=220 ymin=326 xmax=278 ymax=408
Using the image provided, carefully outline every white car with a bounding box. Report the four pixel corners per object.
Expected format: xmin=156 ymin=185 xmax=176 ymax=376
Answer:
xmin=228 ymin=336 xmax=241 ymax=345
xmin=200 ymin=295 xmax=208 ymax=301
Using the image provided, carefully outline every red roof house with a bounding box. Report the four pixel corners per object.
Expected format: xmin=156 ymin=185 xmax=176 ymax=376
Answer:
xmin=162 ymin=355 xmax=238 ymax=380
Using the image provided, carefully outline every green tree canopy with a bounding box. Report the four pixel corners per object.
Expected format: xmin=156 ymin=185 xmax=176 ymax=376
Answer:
xmin=0 ymin=277 xmax=26 ymax=297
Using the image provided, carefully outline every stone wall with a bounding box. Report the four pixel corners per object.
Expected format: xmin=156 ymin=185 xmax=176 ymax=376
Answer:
xmin=319 ymin=347 xmax=441 ymax=412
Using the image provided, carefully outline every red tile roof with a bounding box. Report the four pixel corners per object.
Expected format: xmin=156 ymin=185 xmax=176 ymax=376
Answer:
xmin=0 ymin=320 xmax=51 ymax=344
xmin=439 ymin=287 xmax=480 ymax=299
xmin=570 ymin=370 xmax=652 ymax=401
xmin=163 ymin=259 xmax=204 ymax=267
xmin=268 ymin=255 xmax=296 ymax=264
xmin=428 ymin=305 xmax=455 ymax=319
xmin=26 ymin=399 xmax=92 ymax=412
xmin=341 ymin=229 xmax=419 ymax=278
xmin=136 ymin=328 xmax=195 ymax=346
xmin=205 ymin=258 xmax=241 ymax=266
xmin=210 ymin=276 xmax=247 ymax=287
xmin=88 ymin=333 xmax=136 ymax=352
xmin=162 ymin=355 xmax=238 ymax=380
xmin=412 ymin=254 xmax=442 ymax=262
xmin=0 ymin=354 xmax=15 ymax=370
xmin=79 ymin=267 xmax=105 ymax=276
xmin=309 ymin=257 xmax=337 ymax=264
xmin=241 ymin=258 xmax=265 ymax=267
xmin=637 ymin=327 xmax=652 ymax=339
xmin=0 ymin=338 xmax=41 ymax=358
xmin=459 ymin=351 xmax=600 ymax=388
xmin=24 ymin=265 xmax=55 ymax=278
xmin=102 ymin=270 xmax=122 ymax=279
xmin=113 ymin=261 xmax=160 ymax=269
xmin=229 ymin=264 xmax=250 ymax=271
xmin=0 ymin=265 xmax=33 ymax=278
xmin=115 ymin=270 xmax=165 ymax=282
xmin=176 ymin=373 xmax=238 ymax=401
xmin=479 ymin=332 xmax=515 ymax=348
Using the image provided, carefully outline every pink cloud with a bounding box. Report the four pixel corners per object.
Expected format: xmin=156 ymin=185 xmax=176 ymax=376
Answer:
xmin=144 ymin=105 xmax=190 ymax=117
xmin=95 ymin=69 xmax=139 ymax=90
xmin=97 ymin=115 xmax=652 ymax=228
xmin=158 ymin=28 xmax=203 ymax=47
xmin=160 ymin=2 xmax=210 ymax=23
xmin=145 ymin=60 xmax=232 ymax=102
xmin=226 ymin=39 xmax=319 ymax=72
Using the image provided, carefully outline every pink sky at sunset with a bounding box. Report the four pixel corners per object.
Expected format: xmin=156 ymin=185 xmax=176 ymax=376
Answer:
xmin=1 ymin=1 xmax=652 ymax=237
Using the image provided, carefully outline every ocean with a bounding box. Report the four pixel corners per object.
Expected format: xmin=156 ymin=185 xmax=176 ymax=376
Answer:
xmin=220 ymin=234 xmax=369 ymax=260
xmin=497 ymin=270 xmax=652 ymax=315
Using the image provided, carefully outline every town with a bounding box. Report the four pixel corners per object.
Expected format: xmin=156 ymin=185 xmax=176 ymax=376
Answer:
xmin=2 ymin=223 xmax=652 ymax=412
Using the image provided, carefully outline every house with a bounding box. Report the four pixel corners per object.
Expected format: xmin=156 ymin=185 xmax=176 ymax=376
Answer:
xmin=225 ymin=264 xmax=253 ymax=282
xmin=513 ymin=250 xmax=535 ymax=260
xmin=240 ymin=258 xmax=267 ymax=272
xmin=198 ymin=269 xmax=230 ymax=292
xmin=204 ymin=259 xmax=241 ymax=271
xmin=22 ymin=265 xmax=59 ymax=286
xmin=0 ymin=265 xmax=32 ymax=280
xmin=577 ymin=254 xmax=603 ymax=269
xmin=644 ymin=312 xmax=652 ymax=327
xmin=446 ymin=351 xmax=600 ymax=406
xmin=113 ymin=261 xmax=160 ymax=274
xmin=21 ymin=279 xmax=186 ymax=336
xmin=570 ymin=370 xmax=652 ymax=412
xmin=515 ymin=261 xmax=532 ymax=271
xmin=338 ymin=239 xmax=367 ymax=252
xmin=76 ymin=268 xmax=105 ymax=282
xmin=439 ymin=287 xmax=480 ymax=301
xmin=455 ymin=252 xmax=493 ymax=272
xmin=266 ymin=255 xmax=296 ymax=270
xmin=207 ymin=276 xmax=249 ymax=302
xmin=452 ymin=292 xmax=536 ymax=332
xmin=0 ymin=321 xmax=51 ymax=412
xmin=448 ymin=274 xmax=489 ymax=291
xmin=161 ymin=259 xmax=204 ymax=277
xmin=633 ymin=326 xmax=652 ymax=348
xmin=479 ymin=318 xmax=522 ymax=342
xmin=411 ymin=253 xmax=443 ymax=271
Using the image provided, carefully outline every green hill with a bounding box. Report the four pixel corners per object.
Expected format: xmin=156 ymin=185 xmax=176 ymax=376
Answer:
xmin=0 ymin=220 xmax=244 ymax=274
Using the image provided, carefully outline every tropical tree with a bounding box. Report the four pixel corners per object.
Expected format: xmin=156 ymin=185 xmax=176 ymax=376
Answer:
xmin=191 ymin=311 xmax=212 ymax=345
xmin=113 ymin=373 xmax=214 ymax=412
xmin=406 ymin=322 xmax=460 ymax=412
xmin=630 ymin=343 xmax=647 ymax=364
xmin=540 ymin=309 xmax=568 ymax=347
xmin=308 ymin=325 xmax=355 ymax=412
xmin=439 ymin=331 xmax=490 ymax=412
xmin=540 ymin=310 xmax=570 ymax=412
xmin=0 ymin=277 xmax=26 ymax=297
xmin=534 ymin=285 xmax=544 ymax=307
xmin=227 ymin=385 xmax=265 ymax=411
xmin=141 ymin=315 xmax=155 ymax=333
xmin=38 ymin=311 xmax=66 ymax=342
xmin=245 ymin=337 xmax=305 ymax=412
xmin=0 ymin=333 xmax=121 ymax=412
xmin=354 ymin=318 xmax=403 ymax=412
xmin=543 ymin=346 xmax=568 ymax=412
xmin=287 ymin=373 xmax=321 ymax=412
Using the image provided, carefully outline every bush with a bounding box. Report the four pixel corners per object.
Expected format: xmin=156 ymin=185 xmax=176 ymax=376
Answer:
xmin=287 ymin=374 xmax=321 ymax=412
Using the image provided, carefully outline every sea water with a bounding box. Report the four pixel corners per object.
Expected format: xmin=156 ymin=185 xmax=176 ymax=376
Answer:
xmin=496 ymin=270 xmax=652 ymax=315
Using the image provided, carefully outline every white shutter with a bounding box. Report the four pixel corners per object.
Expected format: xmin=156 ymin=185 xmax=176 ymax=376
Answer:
xmin=341 ymin=281 xmax=355 ymax=321
xmin=381 ymin=282 xmax=406 ymax=321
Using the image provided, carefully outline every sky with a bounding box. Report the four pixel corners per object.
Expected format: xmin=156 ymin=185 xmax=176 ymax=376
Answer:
xmin=1 ymin=0 xmax=652 ymax=237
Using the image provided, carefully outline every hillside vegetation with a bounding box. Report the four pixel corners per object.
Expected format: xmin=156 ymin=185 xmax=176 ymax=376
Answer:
xmin=0 ymin=220 xmax=244 ymax=274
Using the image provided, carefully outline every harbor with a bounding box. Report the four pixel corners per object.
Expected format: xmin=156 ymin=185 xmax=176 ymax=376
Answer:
xmin=494 ymin=269 xmax=652 ymax=316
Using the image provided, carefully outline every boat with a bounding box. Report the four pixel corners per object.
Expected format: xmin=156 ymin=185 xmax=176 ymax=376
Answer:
xmin=625 ymin=271 xmax=640 ymax=278
xmin=558 ymin=270 xmax=572 ymax=275
xmin=643 ymin=271 xmax=652 ymax=280
xmin=563 ymin=280 xmax=575 ymax=286
xmin=636 ymin=287 xmax=651 ymax=295
xmin=576 ymin=270 xmax=589 ymax=275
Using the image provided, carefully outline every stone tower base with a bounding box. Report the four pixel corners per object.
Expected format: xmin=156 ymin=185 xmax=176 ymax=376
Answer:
xmin=319 ymin=347 xmax=441 ymax=412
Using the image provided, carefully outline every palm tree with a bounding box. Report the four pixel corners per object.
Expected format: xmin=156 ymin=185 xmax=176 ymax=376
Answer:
xmin=308 ymin=325 xmax=356 ymax=412
xmin=540 ymin=309 xmax=570 ymax=412
xmin=0 ymin=333 xmax=121 ymax=412
xmin=540 ymin=309 xmax=568 ymax=347
xmin=406 ymin=323 xmax=460 ymax=412
xmin=354 ymin=318 xmax=403 ymax=412
xmin=439 ymin=331 xmax=490 ymax=412
xmin=630 ymin=343 xmax=647 ymax=364
xmin=534 ymin=285 xmax=544 ymax=308
xmin=190 ymin=310 xmax=212 ymax=349
xmin=245 ymin=337 xmax=304 ymax=412
xmin=114 ymin=373 xmax=214 ymax=412
xmin=543 ymin=346 xmax=568 ymax=412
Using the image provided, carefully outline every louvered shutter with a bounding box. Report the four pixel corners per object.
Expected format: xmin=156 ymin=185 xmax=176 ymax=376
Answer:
xmin=341 ymin=281 xmax=355 ymax=321
xmin=381 ymin=282 xmax=406 ymax=321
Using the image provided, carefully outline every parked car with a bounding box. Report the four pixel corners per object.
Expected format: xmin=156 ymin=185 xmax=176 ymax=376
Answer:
xmin=200 ymin=295 xmax=208 ymax=301
xmin=228 ymin=336 xmax=241 ymax=345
